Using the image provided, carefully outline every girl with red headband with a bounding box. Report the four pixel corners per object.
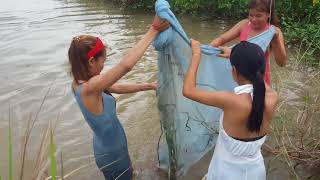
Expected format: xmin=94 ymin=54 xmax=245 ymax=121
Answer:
xmin=68 ymin=16 xmax=169 ymax=180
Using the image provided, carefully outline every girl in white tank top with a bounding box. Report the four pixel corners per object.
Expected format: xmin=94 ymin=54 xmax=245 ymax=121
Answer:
xmin=183 ymin=40 xmax=278 ymax=180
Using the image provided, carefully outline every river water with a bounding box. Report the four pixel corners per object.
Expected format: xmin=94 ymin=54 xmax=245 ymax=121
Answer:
xmin=0 ymin=0 xmax=319 ymax=179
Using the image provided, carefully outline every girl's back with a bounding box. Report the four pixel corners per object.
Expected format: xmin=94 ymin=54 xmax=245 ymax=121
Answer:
xmin=183 ymin=40 xmax=278 ymax=180
xmin=223 ymin=86 xmax=278 ymax=140
xmin=205 ymin=84 xmax=277 ymax=180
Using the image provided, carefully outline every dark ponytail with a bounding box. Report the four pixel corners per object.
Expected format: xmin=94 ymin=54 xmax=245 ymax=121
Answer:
xmin=248 ymin=72 xmax=266 ymax=132
xmin=230 ymin=41 xmax=266 ymax=132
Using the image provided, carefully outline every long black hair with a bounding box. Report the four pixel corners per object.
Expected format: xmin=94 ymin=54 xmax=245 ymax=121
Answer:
xmin=230 ymin=41 xmax=266 ymax=132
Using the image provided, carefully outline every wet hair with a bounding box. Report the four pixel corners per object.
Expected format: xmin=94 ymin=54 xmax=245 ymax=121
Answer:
xmin=230 ymin=41 xmax=266 ymax=132
xmin=249 ymin=0 xmax=279 ymax=27
xmin=68 ymin=35 xmax=106 ymax=83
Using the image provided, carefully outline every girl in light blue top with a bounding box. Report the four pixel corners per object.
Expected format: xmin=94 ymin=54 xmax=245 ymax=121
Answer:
xmin=68 ymin=16 xmax=169 ymax=180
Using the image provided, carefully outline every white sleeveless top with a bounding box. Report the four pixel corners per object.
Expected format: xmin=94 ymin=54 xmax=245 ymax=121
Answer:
xmin=206 ymin=84 xmax=267 ymax=180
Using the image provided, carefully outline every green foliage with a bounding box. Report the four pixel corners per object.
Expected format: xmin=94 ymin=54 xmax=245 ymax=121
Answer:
xmin=213 ymin=0 xmax=248 ymax=16
xmin=118 ymin=0 xmax=156 ymax=9
xmin=278 ymin=0 xmax=320 ymax=24
xmin=121 ymin=0 xmax=320 ymax=65
xmin=278 ymin=1 xmax=320 ymax=65
xmin=166 ymin=0 xmax=248 ymax=15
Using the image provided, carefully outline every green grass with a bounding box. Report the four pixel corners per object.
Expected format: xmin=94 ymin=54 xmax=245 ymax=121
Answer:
xmin=50 ymin=128 xmax=56 ymax=180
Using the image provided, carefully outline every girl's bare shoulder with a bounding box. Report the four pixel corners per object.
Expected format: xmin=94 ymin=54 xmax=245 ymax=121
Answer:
xmin=238 ymin=19 xmax=249 ymax=27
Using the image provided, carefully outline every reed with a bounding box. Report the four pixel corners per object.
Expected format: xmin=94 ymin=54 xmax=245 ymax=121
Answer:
xmin=265 ymin=38 xmax=320 ymax=179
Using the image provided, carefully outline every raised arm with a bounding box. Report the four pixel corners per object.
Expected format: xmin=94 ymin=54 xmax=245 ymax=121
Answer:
xmin=107 ymin=83 xmax=156 ymax=94
xmin=210 ymin=19 xmax=248 ymax=47
xmin=85 ymin=16 xmax=169 ymax=94
xmin=183 ymin=39 xmax=237 ymax=110
xmin=271 ymin=27 xmax=287 ymax=66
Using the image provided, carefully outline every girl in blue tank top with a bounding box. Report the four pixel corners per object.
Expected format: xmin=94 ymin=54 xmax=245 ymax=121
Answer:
xmin=67 ymin=16 xmax=169 ymax=180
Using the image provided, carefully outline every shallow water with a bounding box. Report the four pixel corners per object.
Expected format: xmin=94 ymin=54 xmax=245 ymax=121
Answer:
xmin=0 ymin=0 xmax=319 ymax=179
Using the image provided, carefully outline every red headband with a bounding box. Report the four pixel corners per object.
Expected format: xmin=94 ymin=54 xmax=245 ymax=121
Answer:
xmin=87 ymin=37 xmax=105 ymax=59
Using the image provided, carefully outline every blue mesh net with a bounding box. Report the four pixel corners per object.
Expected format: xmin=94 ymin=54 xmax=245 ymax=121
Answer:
xmin=153 ymin=0 xmax=275 ymax=177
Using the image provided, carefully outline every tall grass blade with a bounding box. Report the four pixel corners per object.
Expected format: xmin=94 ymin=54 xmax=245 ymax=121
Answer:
xmin=50 ymin=129 xmax=56 ymax=180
